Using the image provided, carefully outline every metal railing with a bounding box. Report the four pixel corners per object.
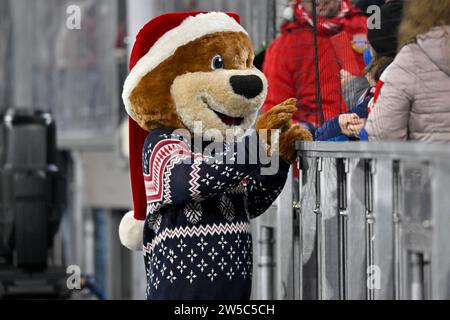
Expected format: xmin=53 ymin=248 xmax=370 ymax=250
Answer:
xmin=252 ymin=141 xmax=450 ymax=300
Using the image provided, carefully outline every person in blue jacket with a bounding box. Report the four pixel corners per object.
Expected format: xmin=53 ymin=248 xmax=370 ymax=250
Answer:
xmin=315 ymin=88 xmax=373 ymax=141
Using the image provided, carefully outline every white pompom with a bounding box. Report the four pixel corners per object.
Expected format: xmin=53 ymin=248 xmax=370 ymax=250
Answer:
xmin=282 ymin=6 xmax=295 ymax=21
xmin=118 ymin=211 xmax=145 ymax=251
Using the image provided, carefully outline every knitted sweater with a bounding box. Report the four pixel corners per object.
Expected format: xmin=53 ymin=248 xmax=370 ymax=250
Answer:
xmin=142 ymin=128 xmax=289 ymax=300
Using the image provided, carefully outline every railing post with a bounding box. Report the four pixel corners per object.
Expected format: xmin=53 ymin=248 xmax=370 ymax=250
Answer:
xmin=315 ymin=157 xmax=323 ymax=299
xmin=365 ymin=159 xmax=376 ymax=300
xmin=410 ymin=252 xmax=425 ymax=300
xmin=293 ymin=158 xmax=303 ymax=300
xmin=372 ymin=159 xmax=395 ymax=299
xmin=431 ymin=161 xmax=450 ymax=299
xmin=337 ymin=158 xmax=349 ymax=300
xmin=259 ymin=226 xmax=275 ymax=300
xmin=393 ymin=160 xmax=403 ymax=300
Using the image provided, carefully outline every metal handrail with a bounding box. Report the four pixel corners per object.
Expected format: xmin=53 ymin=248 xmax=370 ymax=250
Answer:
xmin=252 ymin=141 xmax=450 ymax=300
xmin=296 ymin=141 xmax=450 ymax=161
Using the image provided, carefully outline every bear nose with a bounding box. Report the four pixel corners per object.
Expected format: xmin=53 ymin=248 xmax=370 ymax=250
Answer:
xmin=229 ymin=75 xmax=263 ymax=99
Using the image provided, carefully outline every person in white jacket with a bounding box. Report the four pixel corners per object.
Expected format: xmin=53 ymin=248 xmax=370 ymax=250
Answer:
xmin=365 ymin=0 xmax=450 ymax=142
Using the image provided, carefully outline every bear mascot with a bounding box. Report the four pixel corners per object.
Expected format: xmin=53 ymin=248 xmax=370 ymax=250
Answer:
xmin=119 ymin=11 xmax=312 ymax=300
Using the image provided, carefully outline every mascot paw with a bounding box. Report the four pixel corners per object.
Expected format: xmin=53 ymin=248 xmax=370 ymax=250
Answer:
xmin=279 ymin=124 xmax=313 ymax=164
xmin=256 ymin=98 xmax=298 ymax=154
xmin=256 ymin=98 xmax=297 ymax=132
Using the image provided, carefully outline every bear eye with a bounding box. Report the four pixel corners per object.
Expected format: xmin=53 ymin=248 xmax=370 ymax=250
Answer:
xmin=211 ymin=55 xmax=224 ymax=70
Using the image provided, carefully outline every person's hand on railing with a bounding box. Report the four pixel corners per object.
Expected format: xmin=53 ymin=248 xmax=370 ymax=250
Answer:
xmin=339 ymin=113 xmax=366 ymax=138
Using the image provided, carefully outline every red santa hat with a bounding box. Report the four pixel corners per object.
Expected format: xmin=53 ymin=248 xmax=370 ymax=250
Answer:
xmin=119 ymin=12 xmax=244 ymax=251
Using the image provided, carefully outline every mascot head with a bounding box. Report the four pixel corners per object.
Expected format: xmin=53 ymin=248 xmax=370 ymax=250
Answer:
xmin=120 ymin=12 xmax=268 ymax=250
xmin=123 ymin=12 xmax=267 ymax=138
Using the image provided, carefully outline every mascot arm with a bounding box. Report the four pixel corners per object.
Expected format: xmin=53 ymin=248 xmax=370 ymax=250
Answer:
xmin=242 ymin=161 xmax=290 ymax=219
xmin=145 ymin=129 xmax=268 ymax=206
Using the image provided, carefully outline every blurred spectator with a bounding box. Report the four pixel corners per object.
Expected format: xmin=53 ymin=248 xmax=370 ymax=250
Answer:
xmin=315 ymin=0 xmax=404 ymax=141
xmin=365 ymin=0 xmax=450 ymax=142
xmin=342 ymin=71 xmax=370 ymax=110
xmin=341 ymin=0 xmax=389 ymax=107
xmin=262 ymin=0 xmax=368 ymax=129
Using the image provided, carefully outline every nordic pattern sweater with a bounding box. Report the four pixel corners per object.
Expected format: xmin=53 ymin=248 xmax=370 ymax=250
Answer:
xmin=142 ymin=128 xmax=289 ymax=300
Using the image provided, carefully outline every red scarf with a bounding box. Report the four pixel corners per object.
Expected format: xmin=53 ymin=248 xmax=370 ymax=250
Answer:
xmin=368 ymin=64 xmax=391 ymax=113
xmin=294 ymin=0 xmax=353 ymax=35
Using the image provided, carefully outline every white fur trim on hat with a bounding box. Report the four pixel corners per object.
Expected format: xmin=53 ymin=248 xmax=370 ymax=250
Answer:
xmin=122 ymin=12 xmax=248 ymax=121
xmin=119 ymin=211 xmax=145 ymax=251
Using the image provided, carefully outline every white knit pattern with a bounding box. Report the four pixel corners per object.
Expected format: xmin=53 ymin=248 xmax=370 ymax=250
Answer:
xmin=143 ymin=221 xmax=250 ymax=254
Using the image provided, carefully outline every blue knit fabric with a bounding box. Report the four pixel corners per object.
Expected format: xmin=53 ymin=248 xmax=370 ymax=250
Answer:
xmin=142 ymin=128 xmax=289 ymax=300
xmin=359 ymin=127 xmax=369 ymax=141
xmin=315 ymin=116 xmax=342 ymax=141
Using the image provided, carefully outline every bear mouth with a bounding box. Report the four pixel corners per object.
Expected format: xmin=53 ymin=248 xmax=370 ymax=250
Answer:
xmin=201 ymin=96 xmax=244 ymax=127
xmin=211 ymin=110 xmax=244 ymax=126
